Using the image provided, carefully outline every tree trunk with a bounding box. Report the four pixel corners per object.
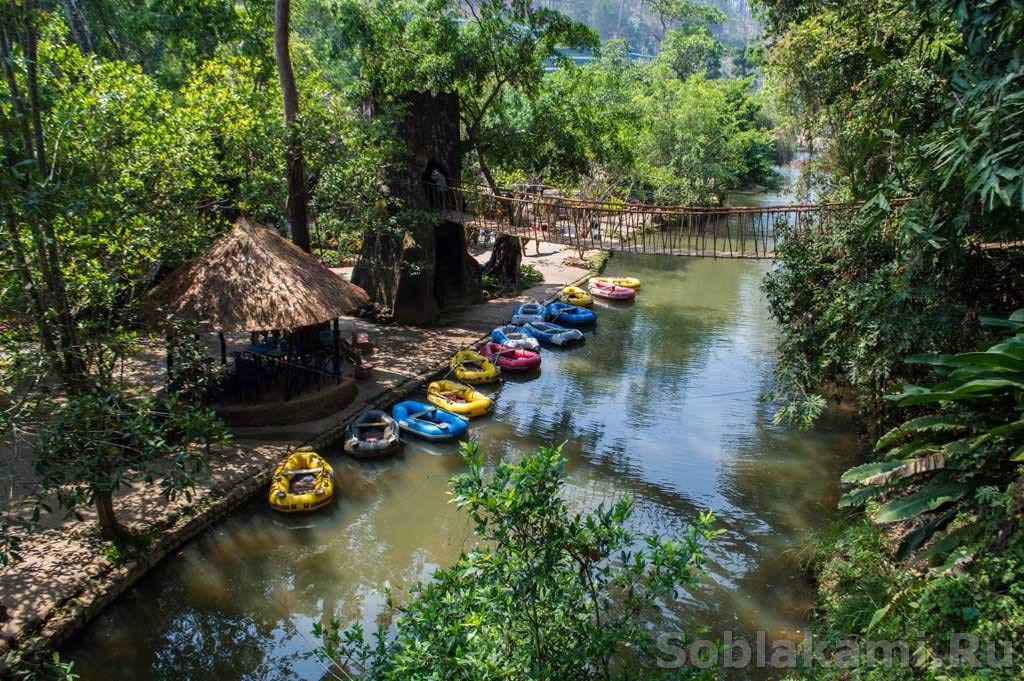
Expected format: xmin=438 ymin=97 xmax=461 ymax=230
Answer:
xmin=62 ymin=0 xmax=93 ymax=53
xmin=485 ymin=234 xmax=521 ymax=291
xmin=13 ymin=1 xmax=87 ymax=389
xmin=274 ymin=0 xmax=310 ymax=253
xmin=95 ymin=491 xmax=123 ymax=539
xmin=351 ymin=230 xmax=404 ymax=309
xmin=473 ymin=144 xmax=521 ymax=291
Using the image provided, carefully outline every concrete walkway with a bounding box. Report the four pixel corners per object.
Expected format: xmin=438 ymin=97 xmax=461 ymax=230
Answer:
xmin=0 ymin=242 xmax=598 ymax=656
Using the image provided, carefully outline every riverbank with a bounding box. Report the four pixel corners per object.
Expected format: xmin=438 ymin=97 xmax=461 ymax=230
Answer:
xmin=0 ymin=243 xmax=601 ymax=659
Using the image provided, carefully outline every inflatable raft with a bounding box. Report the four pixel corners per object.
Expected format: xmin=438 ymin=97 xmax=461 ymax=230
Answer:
xmin=479 ymin=341 xmax=541 ymax=372
xmin=427 ymin=380 xmax=493 ymax=418
xmin=451 ymin=349 xmax=501 ymax=384
xmin=344 ymin=409 xmax=401 ymax=459
xmin=589 ymin=280 xmax=636 ymax=301
xmin=269 ymin=449 xmax=334 ymax=513
xmin=558 ymin=286 xmax=593 ymax=307
xmin=523 ymin=321 xmax=585 ymax=346
xmin=590 ymin=276 xmax=641 ymax=290
xmin=491 ymin=325 xmax=541 ymax=352
xmin=546 ymin=301 xmax=597 ymax=326
xmin=392 ymin=400 xmax=469 ymax=441
xmin=511 ymin=302 xmax=547 ymax=325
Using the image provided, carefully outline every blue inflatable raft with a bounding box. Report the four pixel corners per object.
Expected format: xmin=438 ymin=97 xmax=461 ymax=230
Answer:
xmin=545 ymin=302 xmax=597 ymax=326
xmin=523 ymin=321 xmax=585 ymax=346
xmin=392 ymin=401 xmax=469 ymax=442
xmin=491 ymin=325 xmax=541 ymax=352
xmin=511 ymin=302 xmax=547 ymax=325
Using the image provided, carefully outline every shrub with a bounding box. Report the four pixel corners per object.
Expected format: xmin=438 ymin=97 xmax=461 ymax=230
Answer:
xmin=314 ymin=444 xmax=720 ymax=680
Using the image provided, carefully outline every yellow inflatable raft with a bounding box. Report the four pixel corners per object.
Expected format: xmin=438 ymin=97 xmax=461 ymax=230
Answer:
xmin=427 ymin=380 xmax=493 ymax=418
xmin=558 ymin=286 xmax=593 ymax=307
xmin=451 ymin=349 xmax=501 ymax=384
xmin=590 ymin=276 xmax=641 ymax=290
xmin=269 ymin=449 xmax=334 ymax=513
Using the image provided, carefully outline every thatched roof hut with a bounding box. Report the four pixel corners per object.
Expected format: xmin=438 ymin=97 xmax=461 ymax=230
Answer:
xmin=146 ymin=216 xmax=369 ymax=332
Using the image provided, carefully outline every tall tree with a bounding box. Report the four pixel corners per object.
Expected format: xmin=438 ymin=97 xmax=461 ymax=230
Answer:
xmin=274 ymin=0 xmax=310 ymax=252
xmin=1 ymin=0 xmax=85 ymax=388
xmin=61 ymin=0 xmax=93 ymax=53
xmin=1 ymin=4 xmax=238 ymax=543
xmin=643 ymin=0 xmax=725 ymax=42
xmin=456 ymin=0 xmax=598 ymax=289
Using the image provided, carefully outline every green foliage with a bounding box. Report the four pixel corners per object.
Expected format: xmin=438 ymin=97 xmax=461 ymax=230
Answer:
xmin=657 ymin=28 xmax=725 ymax=80
xmin=633 ymin=74 xmax=775 ymax=203
xmin=3 ymin=638 xmax=78 ymax=681
xmin=798 ymin=505 xmax=1024 ymax=679
xmin=314 ymin=443 xmax=720 ymax=679
xmin=586 ymin=250 xmax=609 ymax=273
xmin=32 ymin=319 xmax=232 ymax=536
xmin=764 ymin=2 xmax=1024 ymax=674
xmin=517 ymin=263 xmax=544 ymax=290
xmin=917 ymin=0 xmax=1024 ymax=218
xmin=1 ymin=2 xmax=391 ymax=548
xmin=60 ymin=0 xmax=274 ymax=88
xmin=483 ymin=33 xmax=777 ymax=202
xmin=763 ymin=0 xmax=1024 ymax=431
xmin=839 ymin=312 xmax=1024 ymax=528
xmin=762 ymin=204 xmax=971 ymax=428
xmin=794 ymin=314 xmax=1024 ymax=675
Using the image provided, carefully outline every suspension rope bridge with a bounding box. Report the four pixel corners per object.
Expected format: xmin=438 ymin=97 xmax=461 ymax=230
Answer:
xmin=428 ymin=184 xmax=911 ymax=259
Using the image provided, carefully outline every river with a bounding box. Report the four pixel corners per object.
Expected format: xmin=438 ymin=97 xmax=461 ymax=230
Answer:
xmin=65 ymin=164 xmax=859 ymax=680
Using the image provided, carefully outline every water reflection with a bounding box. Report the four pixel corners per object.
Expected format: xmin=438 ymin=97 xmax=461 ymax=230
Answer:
xmin=64 ymin=255 xmax=858 ymax=680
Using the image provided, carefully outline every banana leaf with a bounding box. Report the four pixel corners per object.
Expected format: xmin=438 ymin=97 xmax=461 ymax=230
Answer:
xmin=838 ymin=485 xmax=885 ymax=508
xmin=896 ymin=508 xmax=957 ymax=560
xmin=941 ymin=352 xmax=1024 ymax=372
xmin=910 ymin=521 xmax=983 ymax=567
xmin=1012 ymin=444 xmax=1024 ymax=462
xmin=841 ymin=460 xmax=908 ymax=485
xmin=991 ymin=338 xmax=1024 ymax=359
xmin=896 ymin=378 xmax=1024 ymax=406
xmin=861 ymin=452 xmax=945 ymax=486
xmin=873 ymin=481 xmax=968 ymax=523
xmin=989 ymin=419 xmax=1024 ymax=437
xmin=875 ymin=416 xmax=970 ymax=451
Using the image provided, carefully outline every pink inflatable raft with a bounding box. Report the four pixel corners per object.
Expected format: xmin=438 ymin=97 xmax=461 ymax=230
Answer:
xmin=589 ymin=280 xmax=636 ymax=301
xmin=479 ymin=342 xmax=542 ymax=372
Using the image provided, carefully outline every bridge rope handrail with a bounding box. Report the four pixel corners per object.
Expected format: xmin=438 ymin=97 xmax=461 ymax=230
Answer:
xmin=445 ymin=182 xmax=915 ymax=215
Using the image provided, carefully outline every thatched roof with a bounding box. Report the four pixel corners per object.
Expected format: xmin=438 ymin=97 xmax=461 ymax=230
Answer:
xmin=145 ymin=216 xmax=369 ymax=332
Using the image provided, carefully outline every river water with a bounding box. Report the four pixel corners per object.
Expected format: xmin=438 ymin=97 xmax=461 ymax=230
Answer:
xmin=65 ymin=164 xmax=859 ymax=679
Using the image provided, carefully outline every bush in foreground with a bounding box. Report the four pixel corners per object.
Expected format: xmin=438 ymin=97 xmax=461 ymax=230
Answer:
xmin=315 ymin=443 xmax=720 ymax=680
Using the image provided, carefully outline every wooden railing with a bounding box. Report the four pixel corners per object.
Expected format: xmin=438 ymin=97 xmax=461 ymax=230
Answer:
xmin=426 ymin=183 xmax=909 ymax=259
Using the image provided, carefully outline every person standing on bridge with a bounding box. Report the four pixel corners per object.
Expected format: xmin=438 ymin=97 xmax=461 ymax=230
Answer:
xmin=430 ymin=168 xmax=448 ymax=191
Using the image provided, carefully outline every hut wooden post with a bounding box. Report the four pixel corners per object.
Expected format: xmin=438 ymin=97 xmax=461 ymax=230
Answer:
xmin=332 ymin=318 xmax=341 ymax=378
xmin=218 ymin=332 xmax=227 ymax=365
xmin=284 ymin=330 xmax=293 ymax=401
xmin=165 ymin=332 xmax=174 ymax=376
xmin=285 ymin=359 xmax=293 ymax=401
